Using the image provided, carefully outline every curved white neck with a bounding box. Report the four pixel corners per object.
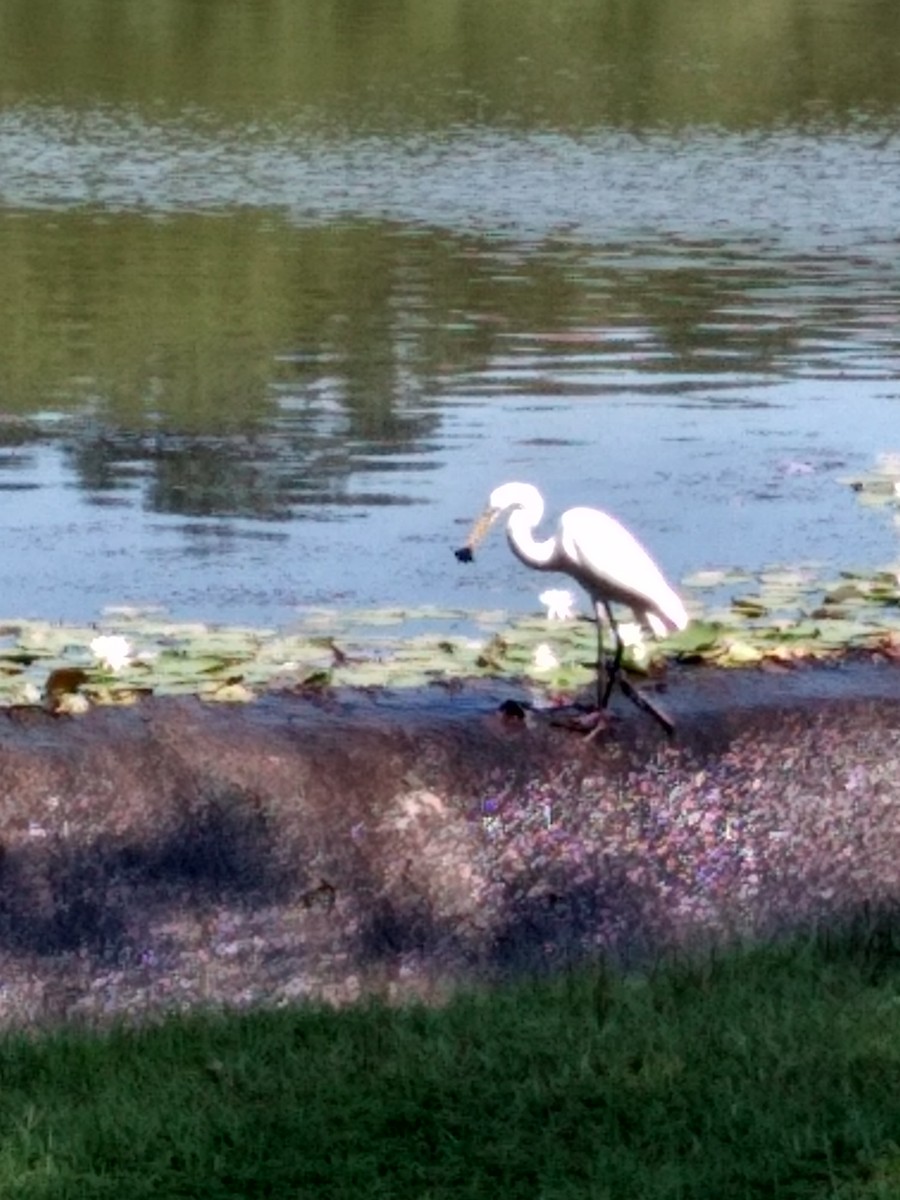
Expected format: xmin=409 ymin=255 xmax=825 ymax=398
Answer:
xmin=506 ymin=510 xmax=558 ymax=569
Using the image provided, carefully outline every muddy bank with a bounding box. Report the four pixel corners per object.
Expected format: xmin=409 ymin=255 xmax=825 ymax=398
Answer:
xmin=0 ymin=659 xmax=899 ymax=1027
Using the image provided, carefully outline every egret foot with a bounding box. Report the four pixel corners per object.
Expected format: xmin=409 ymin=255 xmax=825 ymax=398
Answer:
xmin=580 ymin=708 xmax=617 ymax=741
xmin=546 ymin=705 xmax=616 ymax=737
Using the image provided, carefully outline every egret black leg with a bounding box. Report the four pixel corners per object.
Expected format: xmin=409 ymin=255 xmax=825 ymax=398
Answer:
xmin=594 ymin=601 xmax=623 ymax=709
xmin=600 ymin=600 xmax=623 ymax=708
xmin=583 ymin=602 xmax=676 ymax=736
xmin=593 ymin=602 xmax=607 ymax=707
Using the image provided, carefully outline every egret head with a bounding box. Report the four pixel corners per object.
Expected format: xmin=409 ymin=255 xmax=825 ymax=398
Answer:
xmin=454 ymin=482 xmax=542 ymax=562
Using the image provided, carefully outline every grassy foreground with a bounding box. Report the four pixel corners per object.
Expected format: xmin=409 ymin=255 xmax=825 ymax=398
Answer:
xmin=2 ymin=932 xmax=900 ymax=1199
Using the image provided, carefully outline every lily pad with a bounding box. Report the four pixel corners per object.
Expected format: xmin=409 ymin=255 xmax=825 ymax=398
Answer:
xmin=719 ymin=640 xmax=765 ymax=666
xmin=731 ymin=596 xmax=769 ymax=619
xmin=682 ymin=568 xmax=751 ymax=589
xmin=823 ymin=582 xmax=869 ymax=604
xmin=663 ymin=621 xmax=723 ymax=656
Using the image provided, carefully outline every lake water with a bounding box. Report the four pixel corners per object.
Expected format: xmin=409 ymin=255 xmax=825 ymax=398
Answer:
xmin=1 ymin=0 xmax=898 ymax=626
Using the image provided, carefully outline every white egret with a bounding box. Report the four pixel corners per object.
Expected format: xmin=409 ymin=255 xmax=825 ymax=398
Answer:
xmin=455 ymin=481 xmax=688 ymax=710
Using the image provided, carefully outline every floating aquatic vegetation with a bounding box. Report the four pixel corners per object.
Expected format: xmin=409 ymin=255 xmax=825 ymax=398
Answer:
xmin=90 ymin=634 xmax=133 ymax=673
xmin=0 ymin=561 xmax=899 ymax=711
xmin=840 ymin=451 xmax=900 ymax=510
xmin=681 ymin=568 xmax=753 ymax=590
xmin=539 ymin=589 xmax=576 ymax=621
xmin=532 ymin=644 xmax=560 ymax=672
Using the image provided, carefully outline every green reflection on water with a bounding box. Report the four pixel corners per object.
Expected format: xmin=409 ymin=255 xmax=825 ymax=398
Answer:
xmin=0 ymin=203 xmax=893 ymax=528
xmin=1 ymin=0 xmax=899 ymax=130
xmin=0 ymin=213 xmax=448 ymax=432
xmin=0 ymin=209 xmax=856 ymax=432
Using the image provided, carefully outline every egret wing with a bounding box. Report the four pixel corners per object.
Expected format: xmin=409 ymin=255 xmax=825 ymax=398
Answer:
xmin=559 ymin=507 xmax=687 ymax=631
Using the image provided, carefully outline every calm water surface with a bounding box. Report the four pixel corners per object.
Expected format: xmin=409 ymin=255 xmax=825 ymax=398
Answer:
xmin=0 ymin=0 xmax=898 ymax=625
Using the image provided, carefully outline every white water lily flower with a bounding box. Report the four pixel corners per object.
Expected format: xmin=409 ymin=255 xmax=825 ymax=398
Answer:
xmin=617 ymin=622 xmax=644 ymax=648
xmin=539 ymin=589 xmax=576 ymax=621
xmin=533 ymin=643 xmax=559 ymax=671
xmin=617 ymin=622 xmax=650 ymax=666
xmin=90 ymin=634 xmax=132 ymax=673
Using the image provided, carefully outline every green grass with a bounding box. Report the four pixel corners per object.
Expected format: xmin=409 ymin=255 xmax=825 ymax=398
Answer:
xmin=3 ymin=930 xmax=900 ymax=1198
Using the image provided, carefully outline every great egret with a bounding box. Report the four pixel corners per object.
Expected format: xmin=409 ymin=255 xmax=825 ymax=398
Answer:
xmin=454 ymin=481 xmax=688 ymax=710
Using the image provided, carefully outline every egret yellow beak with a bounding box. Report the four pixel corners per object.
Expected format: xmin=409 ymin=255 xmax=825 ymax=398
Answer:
xmin=454 ymin=505 xmax=499 ymax=562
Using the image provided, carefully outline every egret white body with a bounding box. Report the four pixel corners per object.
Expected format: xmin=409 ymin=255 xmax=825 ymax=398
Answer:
xmin=455 ymin=481 xmax=688 ymax=708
